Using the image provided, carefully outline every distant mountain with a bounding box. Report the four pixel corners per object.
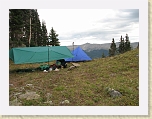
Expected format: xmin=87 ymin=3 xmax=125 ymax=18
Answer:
xmin=85 ymin=49 xmax=109 ymax=59
xmin=67 ymin=42 xmax=138 ymax=51
xmin=67 ymin=43 xmax=111 ymax=52
xmin=67 ymin=42 xmax=139 ymax=59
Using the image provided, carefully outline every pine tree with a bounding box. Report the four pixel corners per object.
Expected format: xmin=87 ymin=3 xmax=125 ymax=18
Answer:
xmin=137 ymin=43 xmax=139 ymax=49
xmin=109 ymin=38 xmax=116 ymax=57
xmin=124 ymin=34 xmax=131 ymax=51
xmin=118 ymin=35 xmax=125 ymax=54
xmin=21 ymin=9 xmax=31 ymax=47
xmin=48 ymin=27 xmax=60 ymax=46
xmin=9 ymin=9 xmax=26 ymax=48
xmin=36 ymin=15 xmax=43 ymax=46
xmin=30 ymin=9 xmax=41 ymax=47
xmin=41 ymin=20 xmax=48 ymax=46
xmin=9 ymin=9 xmax=45 ymax=48
xmin=102 ymin=52 xmax=105 ymax=58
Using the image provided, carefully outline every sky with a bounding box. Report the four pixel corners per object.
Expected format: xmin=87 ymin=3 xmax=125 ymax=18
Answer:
xmin=37 ymin=9 xmax=139 ymax=46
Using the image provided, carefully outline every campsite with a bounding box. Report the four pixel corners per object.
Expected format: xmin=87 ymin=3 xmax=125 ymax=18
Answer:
xmin=9 ymin=9 xmax=139 ymax=106
xmin=9 ymin=47 xmax=139 ymax=106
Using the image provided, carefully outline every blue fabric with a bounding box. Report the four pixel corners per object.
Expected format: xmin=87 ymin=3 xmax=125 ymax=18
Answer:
xmin=65 ymin=46 xmax=92 ymax=62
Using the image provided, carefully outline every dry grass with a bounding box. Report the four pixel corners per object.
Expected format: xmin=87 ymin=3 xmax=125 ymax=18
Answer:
xmin=9 ymin=48 xmax=139 ymax=106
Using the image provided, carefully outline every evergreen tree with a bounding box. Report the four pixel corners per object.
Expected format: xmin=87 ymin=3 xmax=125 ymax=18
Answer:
xmin=124 ymin=34 xmax=131 ymax=51
xmin=22 ymin=9 xmax=31 ymax=47
xmin=109 ymin=38 xmax=116 ymax=57
xmin=9 ymin=9 xmax=26 ymax=48
xmin=118 ymin=35 xmax=125 ymax=54
xmin=102 ymin=52 xmax=105 ymax=58
xmin=36 ymin=15 xmax=43 ymax=46
xmin=30 ymin=9 xmax=43 ymax=47
xmin=48 ymin=27 xmax=60 ymax=46
xmin=9 ymin=9 xmax=44 ymax=48
xmin=41 ymin=20 xmax=48 ymax=46
xmin=137 ymin=42 xmax=139 ymax=49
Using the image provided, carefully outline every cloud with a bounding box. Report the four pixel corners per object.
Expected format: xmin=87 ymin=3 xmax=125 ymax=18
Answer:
xmin=38 ymin=9 xmax=139 ymax=46
xmin=120 ymin=9 xmax=139 ymax=20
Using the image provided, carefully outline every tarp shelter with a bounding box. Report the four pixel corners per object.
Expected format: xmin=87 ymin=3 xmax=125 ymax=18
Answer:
xmin=9 ymin=46 xmax=73 ymax=64
xmin=65 ymin=46 xmax=92 ymax=62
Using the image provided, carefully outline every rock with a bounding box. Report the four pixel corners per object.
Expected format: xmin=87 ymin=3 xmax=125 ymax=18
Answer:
xmin=109 ymin=89 xmax=122 ymax=98
xmin=49 ymin=101 xmax=53 ymax=105
xmin=18 ymin=87 xmax=25 ymax=92
xmin=61 ymin=100 xmax=70 ymax=104
xmin=68 ymin=66 xmax=76 ymax=71
xmin=26 ymin=84 xmax=33 ymax=87
xmin=19 ymin=91 xmax=40 ymax=100
xmin=47 ymin=93 xmax=51 ymax=96
xmin=14 ymin=92 xmax=22 ymax=96
xmin=9 ymin=98 xmax=22 ymax=106
xmin=72 ymin=63 xmax=80 ymax=67
xmin=46 ymin=93 xmax=52 ymax=102
xmin=44 ymin=101 xmax=53 ymax=105
xmin=9 ymin=84 xmax=13 ymax=86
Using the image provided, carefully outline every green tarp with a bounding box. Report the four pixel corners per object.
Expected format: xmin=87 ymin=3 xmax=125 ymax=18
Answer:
xmin=9 ymin=46 xmax=73 ymax=64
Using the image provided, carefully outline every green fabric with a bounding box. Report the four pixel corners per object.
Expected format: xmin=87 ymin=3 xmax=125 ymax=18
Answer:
xmin=39 ymin=64 xmax=50 ymax=70
xmin=9 ymin=46 xmax=73 ymax=64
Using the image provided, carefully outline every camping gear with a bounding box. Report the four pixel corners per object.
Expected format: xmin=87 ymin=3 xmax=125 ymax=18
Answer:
xmin=72 ymin=63 xmax=80 ymax=67
xmin=65 ymin=46 xmax=92 ymax=62
xmin=39 ymin=64 xmax=50 ymax=71
xmin=50 ymin=64 xmax=57 ymax=70
xmin=9 ymin=46 xmax=73 ymax=64
xmin=56 ymin=59 xmax=67 ymax=68
xmin=49 ymin=68 xmax=52 ymax=71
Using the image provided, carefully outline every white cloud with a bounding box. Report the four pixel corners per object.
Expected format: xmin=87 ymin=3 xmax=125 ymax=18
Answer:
xmin=37 ymin=9 xmax=139 ymax=46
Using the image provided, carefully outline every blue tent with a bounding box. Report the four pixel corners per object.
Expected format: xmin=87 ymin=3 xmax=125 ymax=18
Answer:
xmin=65 ymin=46 xmax=92 ymax=62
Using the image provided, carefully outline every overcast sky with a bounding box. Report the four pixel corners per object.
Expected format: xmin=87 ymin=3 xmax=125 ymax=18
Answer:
xmin=37 ymin=9 xmax=139 ymax=46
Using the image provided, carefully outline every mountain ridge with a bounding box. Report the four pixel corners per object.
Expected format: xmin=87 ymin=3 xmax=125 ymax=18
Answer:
xmin=67 ymin=42 xmax=138 ymax=52
xmin=67 ymin=42 xmax=139 ymax=59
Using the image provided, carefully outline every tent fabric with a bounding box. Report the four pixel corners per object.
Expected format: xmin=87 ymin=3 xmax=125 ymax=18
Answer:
xmin=65 ymin=46 xmax=92 ymax=62
xmin=9 ymin=46 xmax=73 ymax=64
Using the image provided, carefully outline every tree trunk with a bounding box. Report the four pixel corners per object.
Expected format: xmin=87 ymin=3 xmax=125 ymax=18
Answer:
xmin=29 ymin=11 xmax=31 ymax=47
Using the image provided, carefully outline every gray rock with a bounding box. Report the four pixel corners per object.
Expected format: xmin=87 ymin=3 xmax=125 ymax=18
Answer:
xmin=44 ymin=101 xmax=53 ymax=105
xmin=19 ymin=91 xmax=40 ymax=100
xmin=14 ymin=92 xmax=22 ymax=96
xmin=109 ymin=89 xmax=122 ymax=98
xmin=46 ymin=93 xmax=52 ymax=102
xmin=9 ymin=99 xmax=22 ymax=106
xmin=9 ymin=84 xmax=13 ymax=86
xmin=61 ymin=100 xmax=70 ymax=104
xmin=26 ymin=84 xmax=33 ymax=87
xmin=68 ymin=66 xmax=76 ymax=71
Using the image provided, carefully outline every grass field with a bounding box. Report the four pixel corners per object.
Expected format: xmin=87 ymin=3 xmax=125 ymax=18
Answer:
xmin=9 ymin=48 xmax=139 ymax=106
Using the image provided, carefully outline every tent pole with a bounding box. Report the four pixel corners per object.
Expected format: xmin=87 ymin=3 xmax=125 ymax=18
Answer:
xmin=72 ymin=42 xmax=74 ymax=62
xmin=48 ymin=46 xmax=49 ymax=66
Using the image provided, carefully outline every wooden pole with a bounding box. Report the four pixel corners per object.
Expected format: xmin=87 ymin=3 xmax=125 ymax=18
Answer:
xmin=48 ymin=46 xmax=49 ymax=66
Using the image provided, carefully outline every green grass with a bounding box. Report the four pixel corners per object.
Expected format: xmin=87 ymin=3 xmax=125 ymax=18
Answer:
xmin=9 ymin=48 xmax=139 ymax=106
